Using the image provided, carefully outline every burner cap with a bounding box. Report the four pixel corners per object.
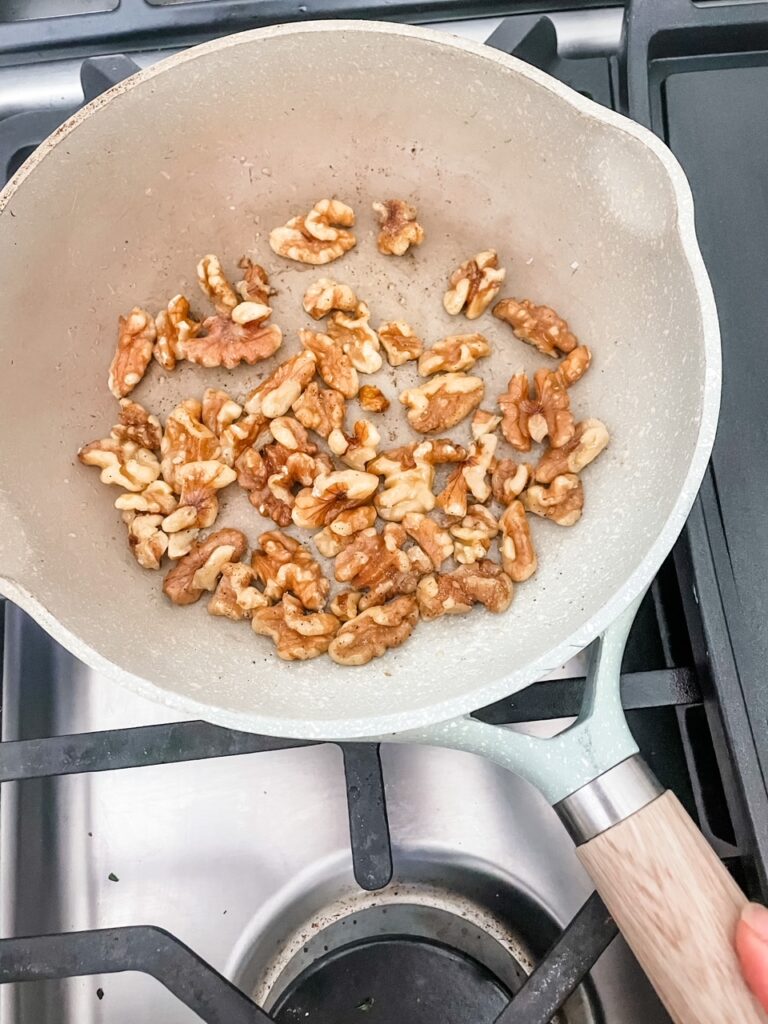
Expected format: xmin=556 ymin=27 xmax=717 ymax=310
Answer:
xmin=272 ymin=935 xmax=512 ymax=1023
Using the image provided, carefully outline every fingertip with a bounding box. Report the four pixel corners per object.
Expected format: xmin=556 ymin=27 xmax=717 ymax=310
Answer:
xmin=737 ymin=905 xmax=768 ymax=1012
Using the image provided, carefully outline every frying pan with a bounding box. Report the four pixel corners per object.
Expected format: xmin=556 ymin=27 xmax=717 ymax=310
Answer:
xmin=0 ymin=20 xmax=760 ymax=1024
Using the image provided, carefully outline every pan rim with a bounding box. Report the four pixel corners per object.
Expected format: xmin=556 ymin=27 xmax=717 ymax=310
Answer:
xmin=0 ymin=20 xmax=721 ymax=740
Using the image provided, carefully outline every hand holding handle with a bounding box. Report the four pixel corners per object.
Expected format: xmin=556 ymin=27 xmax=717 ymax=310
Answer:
xmin=578 ymin=789 xmax=767 ymax=1024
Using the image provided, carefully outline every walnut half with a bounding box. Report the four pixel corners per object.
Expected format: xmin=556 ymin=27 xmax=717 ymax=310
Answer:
xmin=303 ymin=278 xmax=358 ymax=320
xmin=416 ymin=561 xmax=513 ymax=620
xmin=252 ymin=595 xmax=340 ymax=661
xmin=108 ymin=307 xmax=156 ymax=398
xmin=163 ymin=528 xmax=247 ymax=606
xmin=270 ymin=199 xmax=356 ymax=265
xmin=499 ymin=502 xmax=537 ymax=583
xmin=418 ymin=333 xmax=490 ymax=376
xmin=292 ymin=470 xmax=379 ymax=529
xmin=378 ymin=321 xmax=423 ymax=367
xmin=443 ymin=250 xmax=505 ymax=320
xmin=400 ymin=373 xmax=484 ymax=433
xmin=372 ymin=199 xmax=425 ymax=256
xmin=328 ymin=595 xmax=419 ymax=666
xmin=78 ymin=437 xmax=160 ymax=492
xmin=499 ymin=369 xmax=574 ymax=452
xmin=534 ymin=419 xmax=609 ymax=484
xmin=493 ymin=297 xmax=578 ymax=358
xmin=523 ymin=473 xmax=584 ymax=526
xmin=208 ymin=562 xmax=268 ymax=620
xmin=251 ymin=530 xmax=329 ymax=610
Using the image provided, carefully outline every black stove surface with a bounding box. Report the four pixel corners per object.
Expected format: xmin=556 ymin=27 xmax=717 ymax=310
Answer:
xmin=0 ymin=2 xmax=767 ymax=1023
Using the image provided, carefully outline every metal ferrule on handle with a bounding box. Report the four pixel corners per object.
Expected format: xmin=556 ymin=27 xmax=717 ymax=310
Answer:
xmin=554 ymin=754 xmax=664 ymax=844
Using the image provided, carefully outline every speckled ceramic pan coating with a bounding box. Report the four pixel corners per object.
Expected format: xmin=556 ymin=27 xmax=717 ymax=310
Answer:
xmin=0 ymin=21 xmax=720 ymax=740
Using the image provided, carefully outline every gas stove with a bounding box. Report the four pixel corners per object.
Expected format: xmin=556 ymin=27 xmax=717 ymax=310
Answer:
xmin=1 ymin=2 xmax=767 ymax=1023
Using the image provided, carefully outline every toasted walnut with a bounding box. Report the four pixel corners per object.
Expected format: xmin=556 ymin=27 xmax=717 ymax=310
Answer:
xmin=163 ymin=528 xmax=246 ymax=605
xmin=269 ymin=417 xmax=316 ymax=453
xmin=373 ymin=199 xmax=425 ymax=256
xmin=160 ymin=400 xmax=221 ymax=488
xmin=115 ymin=479 xmax=177 ymax=515
xmin=299 ymin=328 xmax=358 ymax=399
xmin=180 ymin=315 xmax=282 ymax=369
xmin=527 ymin=369 xmax=574 ymax=447
xmin=491 ymin=459 xmax=532 ymax=506
xmin=471 ymin=409 xmax=501 ymax=440
xmin=303 ymin=278 xmax=358 ymax=320
xmin=124 ymin=512 xmax=168 ymax=570
xmin=292 ymin=470 xmax=379 ymax=529
xmin=236 ymin=257 xmax=273 ymax=305
xmin=408 ymin=544 xmax=433 ymax=576
xmin=435 ymin=434 xmax=496 ymax=519
xmin=498 ymin=370 xmax=574 ymax=451
xmin=499 ymin=502 xmax=537 ymax=583
xmin=369 ymin=441 xmax=435 ymax=522
xmin=252 ymin=595 xmax=339 ymax=660
xmin=111 ymin=399 xmax=162 ymax=451
xmin=333 ymin=525 xmax=410 ymax=605
xmin=423 ymin=438 xmax=469 ymax=465
xmin=79 ymin=437 xmax=160 ymax=491
xmin=400 ymin=373 xmax=484 ymax=433
xmin=378 ymin=321 xmax=423 ymax=367
xmin=314 ymin=505 xmax=378 ymax=558
xmin=443 ymin=251 xmax=505 ymax=320
xmin=462 ymin=434 xmax=497 ymax=502
xmin=450 ymin=505 xmax=499 ymax=565
xmin=237 ymin=442 xmax=330 ymax=527
xmin=292 ymin=382 xmax=346 ymax=439
xmin=327 ymin=302 xmax=382 ymax=375
xmin=417 ymin=561 xmax=513 ymax=620
xmin=524 ymin=473 xmax=584 ymax=526
xmin=493 ymin=297 xmax=577 ymax=358
xmin=498 ymin=373 xmax=529 ymax=451
xmin=167 ymin=528 xmax=199 ymax=560
xmin=534 ymin=419 xmax=610 ymax=484
xmin=172 ymin=524 xmax=235 ymax=575
xmin=268 ymin=451 xmax=328 ymax=509
xmin=334 ymin=525 xmax=411 ymax=592
xmin=330 ymin=590 xmax=363 ymax=622
xmin=402 ymin=512 xmax=453 ymax=570
xmin=169 ymin=459 xmax=236 ymax=529
xmin=328 ymin=595 xmax=419 ymax=666
xmin=108 ymin=307 xmax=156 ymax=398
xmin=154 ymin=295 xmax=200 ymax=371
xmin=418 ymin=333 xmax=491 ymax=376
xmin=244 ymin=351 xmax=317 ymax=419
xmin=329 ymin=420 xmax=380 ymax=470
xmin=556 ymin=345 xmax=592 ymax=387
xmin=435 ymin=464 xmax=467 ymax=518
xmin=219 ymin=412 xmax=268 ymax=467
xmin=161 ymin=505 xmax=198 ymax=533
xmin=269 ymin=199 xmax=356 ymax=265
xmin=197 ymin=254 xmax=239 ymax=314
xmin=208 ymin=562 xmax=268 ymax=620
xmin=251 ymin=531 xmax=329 ymax=610
xmin=202 ymin=388 xmax=243 ymax=436
xmin=358 ymin=385 xmax=389 ymax=414
xmin=236 ymin=444 xmax=291 ymax=526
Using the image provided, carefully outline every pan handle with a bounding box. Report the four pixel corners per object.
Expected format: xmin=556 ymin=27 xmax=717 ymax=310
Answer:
xmin=562 ymin=761 xmax=767 ymax=1024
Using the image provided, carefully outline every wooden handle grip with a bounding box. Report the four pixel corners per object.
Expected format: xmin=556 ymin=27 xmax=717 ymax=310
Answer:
xmin=578 ymin=790 xmax=767 ymax=1024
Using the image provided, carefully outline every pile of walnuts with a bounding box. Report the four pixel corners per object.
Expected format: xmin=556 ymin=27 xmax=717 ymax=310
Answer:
xmin=78 ymin=198 xmax=608 ymax=667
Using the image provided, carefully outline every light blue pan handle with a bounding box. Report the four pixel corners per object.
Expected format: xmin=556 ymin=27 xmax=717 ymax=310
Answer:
xmin=390 ymin=596 xmax=768 ymax=1023
xmin=390 ymin=596 xmax=644 ymax=807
